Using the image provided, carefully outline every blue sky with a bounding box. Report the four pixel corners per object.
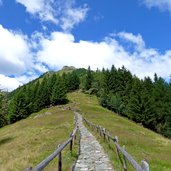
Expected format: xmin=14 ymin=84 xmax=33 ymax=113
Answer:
xmin=0 ymin=0 xmax=171 ymax=91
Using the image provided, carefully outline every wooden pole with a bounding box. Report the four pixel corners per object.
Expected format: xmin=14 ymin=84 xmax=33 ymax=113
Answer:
xmin=103 ymin=128 xmax=106 ymax=140
xmin=114 ymin=136 xmax=119 ymax=159
xmin=58 ymin=144 xmax=62 ymax=171
xmin=99 ymin=126 xmax=102 ymax=137
xmin=108 ymin=131 xmax=110 ymax=142
xmin=70 ymin=133 xmax=73 ymax=153
xmin=123 ymin=145 xmax=127 ymax=171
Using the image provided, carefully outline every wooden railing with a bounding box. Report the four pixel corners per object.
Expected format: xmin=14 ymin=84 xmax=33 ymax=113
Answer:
xmin=24 ymin=115 xmax=79 ymax=171
xmin=83 ymin=117 xmax=149 ymax=171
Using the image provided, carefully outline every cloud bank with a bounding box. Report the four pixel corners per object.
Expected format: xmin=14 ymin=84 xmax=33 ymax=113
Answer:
xmin=36 ymin=31 xmax=171 ymax=79
xmin=1 ymin=24 xmax=171 ymax=91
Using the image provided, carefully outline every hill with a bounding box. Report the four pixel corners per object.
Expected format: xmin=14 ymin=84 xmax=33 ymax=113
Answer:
xmin=68 ymin=92 xmax=171 ymax=171
xmin=0 ymin=105 xmax=77 ymax=171
xmin=0 ymin=91 xmax=171 ymax=170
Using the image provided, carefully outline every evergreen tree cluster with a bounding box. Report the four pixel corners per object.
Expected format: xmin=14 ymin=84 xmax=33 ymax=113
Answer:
xmin=84 ymin=65 xmax=171 ymax=138
xmin=1 ymin=65 xmax=171 ymax=138
xmin=0 ymin=71 xmax=80 ymax=126
xmin=0 ymin=90 xmax=8 ymax=127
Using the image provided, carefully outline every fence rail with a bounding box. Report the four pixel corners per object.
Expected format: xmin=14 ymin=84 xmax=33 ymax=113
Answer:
xmin=25 ymin=115 xmax=79 ymax=171
xmin=83 ymin=117 xmax=149 ymax=171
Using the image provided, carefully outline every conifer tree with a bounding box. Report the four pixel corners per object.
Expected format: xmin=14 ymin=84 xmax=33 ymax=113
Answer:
xmin=9 ymin=87 xmax=29 ymax=123
xmin=85 ymin=66 xmax=93 ymax=90
xmin=36 ymin=77 xmax=50 ymax=109
xmin=0 ymin=90 xmax=8 ymax=127
xmin=66 ymin=71 xmax=80 ymax=91
xmin=47 ymin=73 xmax=57 ymax=99
xmin=51 ymin=76 xmax=67 ymax=105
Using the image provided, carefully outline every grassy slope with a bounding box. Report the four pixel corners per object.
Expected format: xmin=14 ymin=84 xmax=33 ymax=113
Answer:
xmin=68 ymin=92 xmax=171 ymax=171
xmin=1 ymin=91 xmax=171 ymax=171
xmin=0 ymin=106 xmax=77 ymax=171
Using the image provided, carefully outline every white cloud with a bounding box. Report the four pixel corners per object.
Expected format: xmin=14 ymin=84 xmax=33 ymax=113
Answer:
xmin=1 ymin=25 xmax=171 ymax=91
xmin=0 ymin=25 xmax=32 ymax=75
xmin=142 ymin=0 xmax=171 ymax=13
xmin=16 ymin=0 xmax=88 ymax=31
xmin=16 ymin=0 xmax=58 ymax=24
xmin=0 ymin=74 xmax=39 ymax=92
xmin=36 ymin=32 xmax=115 ymax=70
xmin=60 ymin=4 xmax=88 ymax=31
xmin=117 ymin=32 xmax=145 ymax=51
xmin=36 ymin=31 xmax=171 ymax=80
xmin=0 ymin=25 xmax=47 ymax=91
xmin=0 ymin=74 xmax=22 ymax=92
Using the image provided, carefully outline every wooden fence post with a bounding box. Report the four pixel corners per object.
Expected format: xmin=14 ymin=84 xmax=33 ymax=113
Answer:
xmin=99 ymin=126 xmax=102 ymax=137
xmin=114 ymin=136 xmax=119 ymax=159
xmin=123 ymin=145 xmax=127 ymax=171
xmin=70 ymin=133 xmax=73 ymax=153
xmin=108 ymin=131 xmax=110 ymax=142
xmin=58 ymin=144 xmax=62 ymax=171
xmin=103 ymin=128 xmax=106 ymax=140
xmin=141 ymin=160 xmax=149 ymax=171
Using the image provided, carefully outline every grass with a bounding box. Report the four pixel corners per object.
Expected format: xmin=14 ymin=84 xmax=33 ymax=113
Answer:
xmin=68 ymin=92 xmax=171 ymax=171
xmin=0 ymin=105 xmax=79 ymax=171
xmin=1 ymin=91 xmax=171 ymax=171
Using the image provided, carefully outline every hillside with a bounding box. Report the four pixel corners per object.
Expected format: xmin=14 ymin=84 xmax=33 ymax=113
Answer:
xmin=1 ymin=91 xmax=170 ymax=170
xmin=68 ymin=92 xmax=171 ymax=171
xmin=0 ymin=105 xmax=77 ymax=171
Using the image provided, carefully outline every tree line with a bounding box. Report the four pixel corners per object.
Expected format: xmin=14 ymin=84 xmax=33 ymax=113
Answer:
xmin=0 ymin=70 xmax=80 ymax=125
xmin=84 ymin=65 xmax=171 ymax=138
xmin=0 ymin=65 xmax=171 ymax=138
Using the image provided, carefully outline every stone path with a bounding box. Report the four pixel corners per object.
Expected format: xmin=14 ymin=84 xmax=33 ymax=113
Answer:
xmin=74 ymin=113 xmax=114 ymax=171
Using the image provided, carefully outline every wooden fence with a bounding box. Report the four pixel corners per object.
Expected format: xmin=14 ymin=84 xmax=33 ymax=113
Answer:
xmin=83 ymin=117 xmax=149 ymax=171
xmin=24 ymin=115 xmax=79 ymax=171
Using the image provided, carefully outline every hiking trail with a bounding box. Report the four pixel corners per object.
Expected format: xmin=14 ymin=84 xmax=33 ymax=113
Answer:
xmin=74 ymin=112 xmax=114 ymax=171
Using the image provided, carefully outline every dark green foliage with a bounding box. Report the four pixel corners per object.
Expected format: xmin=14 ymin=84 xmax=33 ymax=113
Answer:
xmin=9 ymin=87 xmax=30 ymax=123
xmin=51 ymin=76 xmax=67 ymax=105
xmin=108 ymin=94 xmax=124 ymax=114
xmin=36 ymin=77 xmax=50 ymax=109
xmin=0 ymin=91 xmax=8 ymax=127
xmin=63 ymin=71 xmax=80 ymax=91
xmin=85 ymin=66 xmax=93 ymax=90
xmin=88 ymin=66 xmax=171 ymax=138
xmin=6 ymin=70 xmax=80 ymax=125
xmin=2 ymin=65 xmax=171 ymax=138
xmin=126 ymin=78 xmax=156 ymax=128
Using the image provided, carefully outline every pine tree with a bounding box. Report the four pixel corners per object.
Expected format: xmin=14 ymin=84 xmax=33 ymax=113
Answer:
xmin=51 ymin=76 xmax=67 ymax=105
xmin=85 ymin=66 xmax=93 ymax=90
xmin=108 ymin=93 xmax=124 ymax=114
xmin=0 ymin=91 xmax=8 ymax=127
xmin=126 ymin=78 xmax=155 ymax=126
xmin=31 ymin=81 xmax=40 ymax=112
xmin=66 ymin=71 xmax=80 ymax=91
xmin=36 ymin=77 xmax=50 ymax=109
xmin=47 ymin=73 xmax=57 ymax=99
xmin=9 ymin=87 xmax=29 ymax=123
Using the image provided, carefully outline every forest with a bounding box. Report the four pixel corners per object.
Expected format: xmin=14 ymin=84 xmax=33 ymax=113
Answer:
xmin=0 ymin=65 xmax=171 ymax=138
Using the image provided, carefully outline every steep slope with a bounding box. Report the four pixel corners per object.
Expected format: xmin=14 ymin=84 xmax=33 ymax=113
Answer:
xmin=1 ymin=91 xmax=171 ymax=171
xmin=0 ymin=106 xmax=76 ymax=171
xmin=68 ymin=92 xmax=171 ymax=171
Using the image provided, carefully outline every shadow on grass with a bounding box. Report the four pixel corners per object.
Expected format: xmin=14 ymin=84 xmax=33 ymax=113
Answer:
xmin=0 ymin=137 xmax=14 ymax=146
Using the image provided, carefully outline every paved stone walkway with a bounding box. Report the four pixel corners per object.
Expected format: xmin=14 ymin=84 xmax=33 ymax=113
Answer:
xmin=74 ymin=113 xmax=114 ymax=171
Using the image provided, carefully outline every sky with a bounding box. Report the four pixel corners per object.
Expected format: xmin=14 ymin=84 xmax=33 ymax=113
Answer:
xmin=1 ymin=0 xmax=171 ymax=91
